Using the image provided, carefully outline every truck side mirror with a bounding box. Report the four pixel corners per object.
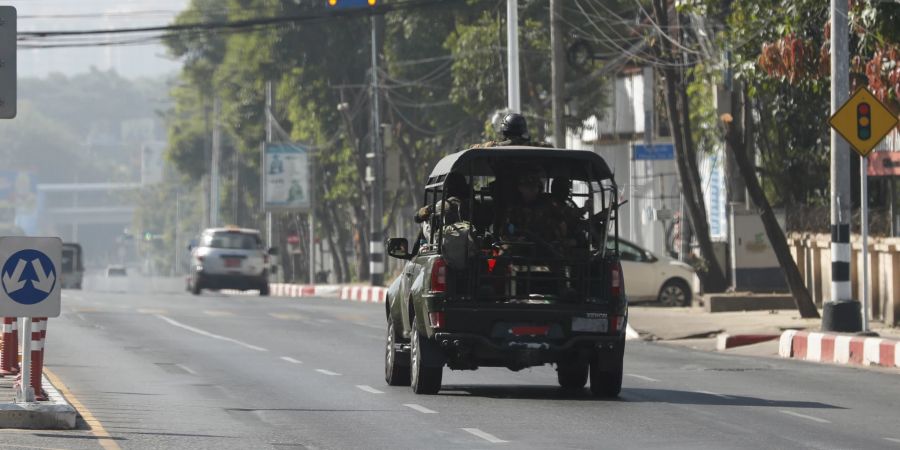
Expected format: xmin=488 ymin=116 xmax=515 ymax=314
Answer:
xmin=387 ymin=238 xmax=411 ymax=260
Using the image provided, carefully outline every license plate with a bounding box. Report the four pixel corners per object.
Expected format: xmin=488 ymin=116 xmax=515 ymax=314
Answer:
xmin=572 ymin=317 xmax=608 ymax=333
xmin=224 ymin=258 xmax=241 ymax=268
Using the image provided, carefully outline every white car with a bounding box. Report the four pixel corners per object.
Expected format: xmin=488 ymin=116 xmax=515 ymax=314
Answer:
xmin=188 ymin=227 xmax=276 ymax=296
xmin=616 ymin=238 xmax=699 ymax=306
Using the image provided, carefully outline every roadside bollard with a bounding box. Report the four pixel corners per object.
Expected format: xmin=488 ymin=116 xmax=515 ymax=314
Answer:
xmin=0 ymin=317 xmax=17 ymax=375
xmin=30 ymin=318 xmax=46 ymax=401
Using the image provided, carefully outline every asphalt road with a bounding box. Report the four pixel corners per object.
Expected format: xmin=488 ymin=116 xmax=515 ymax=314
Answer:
xmin=2 ymin=288 xmax=900 ymax=449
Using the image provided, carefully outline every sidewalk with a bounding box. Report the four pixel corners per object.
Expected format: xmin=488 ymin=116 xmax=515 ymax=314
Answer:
xmin=0 ymin=370 xmax=76 ymax=429
xmin=628 ymin=303 xmax=900 ymax=371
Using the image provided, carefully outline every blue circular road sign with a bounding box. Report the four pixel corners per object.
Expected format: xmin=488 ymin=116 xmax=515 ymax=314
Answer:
xmin=1 ymin=249 xmax=56 ymax=305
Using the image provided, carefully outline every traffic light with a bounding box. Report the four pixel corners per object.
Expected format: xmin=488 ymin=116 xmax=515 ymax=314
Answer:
xmin=858 ymin=102 xmax=871 ymax=140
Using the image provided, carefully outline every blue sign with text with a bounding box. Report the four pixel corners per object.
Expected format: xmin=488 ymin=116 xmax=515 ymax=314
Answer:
xmin=327 ymin=0 xmax=374 ymax=8
xmin=634 ymin=143 xmax=675 ymax=160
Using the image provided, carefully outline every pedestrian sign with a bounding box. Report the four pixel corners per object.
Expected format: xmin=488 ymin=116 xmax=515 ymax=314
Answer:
xmin=829 ymin=88 xmax=899 ymax=157
xmin=0 ymin=237 xmax=61 ymax=317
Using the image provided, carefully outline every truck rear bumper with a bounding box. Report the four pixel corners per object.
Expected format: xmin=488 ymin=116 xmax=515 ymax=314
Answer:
xmin=433 ymin=332 xmax=624 ymax=369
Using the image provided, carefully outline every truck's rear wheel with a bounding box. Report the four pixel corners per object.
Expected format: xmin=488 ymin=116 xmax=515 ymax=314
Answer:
xmin=557 ymin=362 xmax=588 ymax=389
xmin=410 ymin=321 xmax=442 ymax=394
xmin=590 ymin=343 xmax=624 ymax=398
xmin=385 ymin=321 xmax=411 ymax=386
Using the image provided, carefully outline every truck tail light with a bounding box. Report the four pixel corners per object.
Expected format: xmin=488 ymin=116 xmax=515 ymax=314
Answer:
xmin=428 ymin=312 xmax=445 ymax=329
xmin=431 ymin=258 xmax=447 ymax=292
xmin=197 ymin=256 xmax=205 ymax=263
xmin=610 ymin=261 xmax=623 ymax=298
xmin=611 ymin=315 xmax=625 ymax=333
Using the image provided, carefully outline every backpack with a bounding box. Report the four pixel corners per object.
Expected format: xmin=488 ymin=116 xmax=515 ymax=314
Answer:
xmin=441 ymin=220 xmax=478 ymax=269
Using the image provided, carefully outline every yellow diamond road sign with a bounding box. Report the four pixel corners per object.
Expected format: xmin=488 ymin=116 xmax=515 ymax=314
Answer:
xmin=829 ymin=87 xmax=899 ymax=157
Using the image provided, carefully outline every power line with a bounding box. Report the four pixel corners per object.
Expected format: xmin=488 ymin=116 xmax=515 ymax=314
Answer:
xmin=18 ymin=0 xmax=467 ymax=38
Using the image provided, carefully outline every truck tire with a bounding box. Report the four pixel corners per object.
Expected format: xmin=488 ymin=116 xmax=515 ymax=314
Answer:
xmin=191 ymin=278 xmax=203 ymax=296
xmin=385 ymin=321 xmax=411 ymax=386
xmin=557 ymin=362 xmax=589 ymax=389
xmin=590 ymin=343 xmax=624 ymax=398
xmin=410 ymin=321 xmax=442 ymax=395
xmin=259 ymin=282 xmax=270 ymax=297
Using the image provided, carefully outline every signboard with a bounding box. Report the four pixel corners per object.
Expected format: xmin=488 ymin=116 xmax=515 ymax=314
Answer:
xmin=867 ymin=151 xmax=900 ymax=176
xmin=633 ymin=143 xmax=674 ymax=160
xmin=0 ymin=237 xmax=61 ymax=318
xmin=0 ymin=7 xmax=14 ymax=119
xmin=327 ymin=0 xmax=376 ymax=8
xmin=829 ymin=88 xmax=899 ymax=157
xmin=264 ymin=143 xmax=311 ymax=212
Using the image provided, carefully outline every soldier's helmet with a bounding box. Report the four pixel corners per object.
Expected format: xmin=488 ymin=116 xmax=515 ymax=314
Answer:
xmin=500 ymin=113 xmax=529 ymax=140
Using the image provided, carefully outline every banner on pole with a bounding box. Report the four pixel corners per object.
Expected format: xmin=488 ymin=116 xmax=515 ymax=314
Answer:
xmin=264 ymin=143 xmax=311 ymax=212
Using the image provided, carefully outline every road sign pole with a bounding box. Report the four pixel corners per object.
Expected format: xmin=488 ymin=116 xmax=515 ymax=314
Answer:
xmin=16 ymin=317 xmax=32 ymax=403
xmin=861 ymin=156 xmax=870 ymax=332
xmin=823 ymin=0 xmax=860 ymax=332
xmin=507 ymin=0 xmax=520 ymax=112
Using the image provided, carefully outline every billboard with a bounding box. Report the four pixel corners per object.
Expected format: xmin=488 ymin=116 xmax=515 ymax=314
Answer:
xmin=264 ymin=143 xmax=311 ymax=212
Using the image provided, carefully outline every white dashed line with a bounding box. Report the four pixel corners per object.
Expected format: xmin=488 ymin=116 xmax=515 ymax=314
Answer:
xmin=462 ymin=428 xmax=508 ymax=444
xmin=203 ymin=310 xmax=235 ymax=317
xmin=356 ymin=385 xmax=384 ymax=394
xmin=697 ymin=390 xmax=734 ymax=399
xmin=780 ymin=410 xmax=831 ymax=424
xmin=156 ymin=315 xmax=268 ymax=352
xmin=175 ymin=364 xmax=197 ymax=375
xmin=403 ymin=403 xmax=438 ymax=414
xmin=626 ymin=374 xmax=659 ymax=382
xmin=280 ymin=356 xmax=302 ymax=364
xmin=884 ymin=437 xmax=900 ymax=444
xmin=138 ymin=308 xmax=168 ymax=315
xmin=315 ymin=369 xmax=341 ymax=376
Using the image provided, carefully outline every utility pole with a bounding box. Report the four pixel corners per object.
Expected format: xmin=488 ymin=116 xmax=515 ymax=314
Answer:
xmin=265 ymin=82 xmax=274 ymax=253
xmin=210 ymin=96 xmax=221 ymax=228
xmin=822 ymin=0 xmax=861 ymax=332
xmin=550 ymin=0 xmax=564 ymax=147
xmin=369 ymin=15 xmax=384 ymax=286
xmin=507 ymin=0 xmax=520 ymax=112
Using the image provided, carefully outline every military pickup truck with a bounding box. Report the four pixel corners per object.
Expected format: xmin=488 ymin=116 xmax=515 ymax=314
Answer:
xmin=384 ymin=146 xmax=627 ymax=396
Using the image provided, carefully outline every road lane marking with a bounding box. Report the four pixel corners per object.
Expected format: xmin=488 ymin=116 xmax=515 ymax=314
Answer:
xmin=884 ymin=438 xmax=900 ymax=444
xmin=626 ymin=374 xmax=659 ymax=382
xmin=203 ymin=310 xmax=235 ymax=317
xmin=315 ymin=369 xmax=341 ymax=376
xmin=280 ymin=356 xmax=302 ymax=364
xmin=175 ymin=364 xmax=197 ymax=375
xmin=43 ymin=368 xmax=122 ymax=450
xmin=356 ymin=385 xmax=384 ymax=394
xmin=137 ymin=308 xmax=167 ymax=314
xmin=269 ymin=312 xmax=308 ymax=320
xmin=780 ymin=410 xmax=830 ymax=424
xmin=316 ymin=318 xmax=334 ymax=324
xmin=403 ymin=403 xmax=437 ymax=414
xmin=462 ymin=428 xmax=508 ymax=444
xmin=156 ymin=315 xmax=268 ymax=352
xmin=697 ymin=390 xmax=734 ymax=399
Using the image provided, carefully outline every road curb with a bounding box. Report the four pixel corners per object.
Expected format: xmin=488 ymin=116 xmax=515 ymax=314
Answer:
xmin=0 ymin=374 xmax=76 ymax=429
xmin=779 ymin=330 xmax=900 ymax=370
xmin=716 ymin=333 xmax=780 ymax=350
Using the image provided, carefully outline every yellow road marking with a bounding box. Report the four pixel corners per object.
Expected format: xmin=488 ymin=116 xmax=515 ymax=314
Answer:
xmin=268 ymin=312 xmax=307 ymax=321
xmin=43 ymin=368 xmax=122 ymax=450
xmin=203 ymin=310 xmax=235 ymax=317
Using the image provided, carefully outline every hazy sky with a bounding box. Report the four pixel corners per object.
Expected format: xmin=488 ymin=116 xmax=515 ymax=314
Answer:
xmin=13 ymin=0 xmax=189 ymax=79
